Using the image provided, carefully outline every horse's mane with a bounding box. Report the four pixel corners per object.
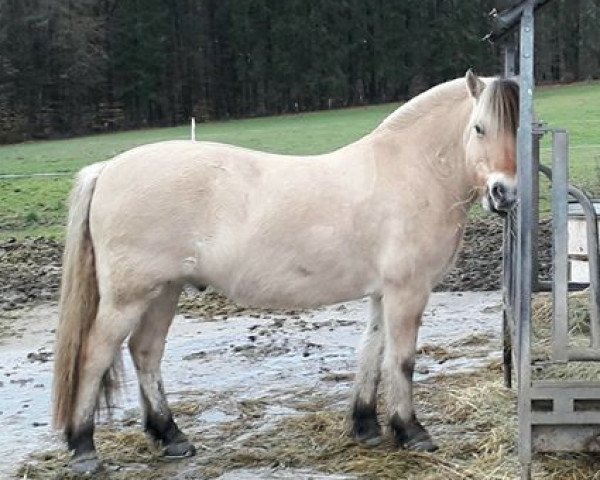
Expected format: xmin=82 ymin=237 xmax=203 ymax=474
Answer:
xmin=476 ymin=78 xmax=519 ymax=136
xmin=374 ymin=78 xmax=467 ymax=133
xmin=375 ymin=76 xmax=519 ymax=136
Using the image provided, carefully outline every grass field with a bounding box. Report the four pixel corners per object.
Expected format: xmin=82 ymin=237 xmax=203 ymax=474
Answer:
xmin=536 ymin=82 xmax=600 ymax=199
xmin=1 ymin=82 xmax=599 ymax=239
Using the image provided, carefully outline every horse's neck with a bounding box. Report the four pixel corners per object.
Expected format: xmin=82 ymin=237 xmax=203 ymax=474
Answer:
xmin=354 ymin=94 xmax=476 ymax=231
xmin=372 ymin=88 xmax=475 ymax=206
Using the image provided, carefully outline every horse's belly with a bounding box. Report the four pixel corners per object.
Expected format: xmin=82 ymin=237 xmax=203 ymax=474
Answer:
xmin=202 ymin=246 xmax=375 ymax=309
xmin=229 ymin=272 xmax=370 ymax=308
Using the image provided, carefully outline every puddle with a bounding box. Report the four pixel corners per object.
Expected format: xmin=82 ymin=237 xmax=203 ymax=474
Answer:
xmin=0 ymin=291 xmax=502 ymax=478
xmin=214 ymin=468 xmax=356 ymax=479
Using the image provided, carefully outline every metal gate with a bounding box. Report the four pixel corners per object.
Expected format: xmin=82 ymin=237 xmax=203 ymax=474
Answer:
xmin=489 ymin=1 xmax=600 ymax=478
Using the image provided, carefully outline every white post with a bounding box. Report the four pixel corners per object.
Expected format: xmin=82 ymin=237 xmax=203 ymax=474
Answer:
xmin=191 ymin=117 xmax=196 ymax=142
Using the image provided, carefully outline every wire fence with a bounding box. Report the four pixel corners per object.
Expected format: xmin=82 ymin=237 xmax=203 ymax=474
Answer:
xmin=0 ymin=173 xmax=73 ymax=179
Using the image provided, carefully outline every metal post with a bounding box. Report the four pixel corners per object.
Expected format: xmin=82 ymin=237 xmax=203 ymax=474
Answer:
xmin=517 ymin=1 xmax=536 ymax=477
xmin=503 ymin=308 xmax=513 ymax=388
xmin=503 ymin=211 xmax=516 ymax=388
xmin=504 ymin=44 xmax=517 ymax=78
xmin=531 ymin=130 xmax=541 ymax=292
xmin=587 ymin=215 xmax=600 ymax=349
xmin=552 ymin=131 xmax=569 ymax=361
xmin=502 ymin=35 xmax=518 ymax=389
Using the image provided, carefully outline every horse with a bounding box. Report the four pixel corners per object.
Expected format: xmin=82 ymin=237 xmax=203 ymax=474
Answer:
xmin=52 ymin=70 xmax=519 ymax=474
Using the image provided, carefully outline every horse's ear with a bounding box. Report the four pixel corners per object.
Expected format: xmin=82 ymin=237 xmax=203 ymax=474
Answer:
xmin=465 ymin=69 xmax=485 ymax=100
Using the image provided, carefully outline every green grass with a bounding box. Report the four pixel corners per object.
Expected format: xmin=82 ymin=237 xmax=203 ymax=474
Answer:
xmin=0 ymin=105 xmax=396 ymax=176
xmin=0 ymin=106 xmax=397 ymax=239
xmin=0 ymin=176 xmax=72 ymax=239
xmin=0 ymin=82 xmax=599 ymax=239
xmin=536 ymin=81 xmax=600 ymax=203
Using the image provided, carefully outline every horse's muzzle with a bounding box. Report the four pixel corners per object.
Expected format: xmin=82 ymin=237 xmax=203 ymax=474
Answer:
xmin=486 ymin=180 xmax=517 ymax=215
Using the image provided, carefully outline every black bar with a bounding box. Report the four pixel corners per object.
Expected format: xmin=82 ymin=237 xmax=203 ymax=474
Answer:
xmin=484 ymin=0 xmax=554 ymax=42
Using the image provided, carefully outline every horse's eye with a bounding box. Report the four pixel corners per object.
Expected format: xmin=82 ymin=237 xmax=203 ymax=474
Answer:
xmin=474 ymin=124 xmax=484 ymax=136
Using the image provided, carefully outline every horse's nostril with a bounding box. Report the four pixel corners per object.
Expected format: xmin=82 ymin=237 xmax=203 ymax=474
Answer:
xmin=491 ymin=182 xmax=506 ymax=200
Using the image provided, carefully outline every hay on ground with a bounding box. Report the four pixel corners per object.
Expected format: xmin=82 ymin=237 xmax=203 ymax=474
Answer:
xmin=18 ymin=291 xmax=600 ymax=479
xmin=19 ymin=362 xmax=600 ymax=479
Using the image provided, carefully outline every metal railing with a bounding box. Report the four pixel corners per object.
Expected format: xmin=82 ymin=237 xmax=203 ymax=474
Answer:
xmin=502 ymin=128 xmax=600 ymax=479
xmin=496 ymin=1 xmax=600 ymax=478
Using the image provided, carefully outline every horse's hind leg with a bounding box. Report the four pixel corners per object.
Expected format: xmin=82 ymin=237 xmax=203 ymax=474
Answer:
xmin=128 ymin=284 xmax=196 ymax=458
xmin=68 ymin=301 xmax=142 ymax=473
xmin=351 ymin=295 xmax=384 ymax=445
xmin=382 ymin=285 xmax=437 ymax=451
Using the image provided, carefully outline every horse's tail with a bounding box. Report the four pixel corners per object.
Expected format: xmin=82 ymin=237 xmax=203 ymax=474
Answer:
xmin=53 ymin=161 xmax=111 ymax=430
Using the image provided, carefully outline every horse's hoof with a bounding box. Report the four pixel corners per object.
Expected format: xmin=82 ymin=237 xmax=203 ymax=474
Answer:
xmin=69 ymin=452 xmax=103 ymax=474
xmin=354 ymin=427 xmax=383 ymax=447
xmin=404 ymin=435 xmax=439 ymax=452
xmin=163 ymin=440 xmax=196 ymax=459
xmin=351 ymin=403 xmax=382 ymax=447
xmin=390 ymin=414 xmax=438 ymax=452
xmin=357 ymin=434 xmax=384 ymax=448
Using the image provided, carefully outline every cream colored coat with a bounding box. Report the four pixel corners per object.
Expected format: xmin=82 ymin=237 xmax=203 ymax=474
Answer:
xmin=53 ymin=72 xmax=518 ymax=471
xmin=91 ymin=82 xmax=476 ymax=309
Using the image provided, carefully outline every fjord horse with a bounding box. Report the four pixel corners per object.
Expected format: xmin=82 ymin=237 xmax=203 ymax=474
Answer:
xmin=53 ymin=70 xmax=518 ymax=473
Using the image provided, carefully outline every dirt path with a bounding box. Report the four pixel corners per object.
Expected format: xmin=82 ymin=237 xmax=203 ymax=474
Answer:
xmin=2 ymin=292 xmax=503 ymax=479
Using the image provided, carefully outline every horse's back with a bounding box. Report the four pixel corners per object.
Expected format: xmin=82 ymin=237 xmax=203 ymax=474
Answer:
xmin=87 ymin=140 xmax=379 ymax=306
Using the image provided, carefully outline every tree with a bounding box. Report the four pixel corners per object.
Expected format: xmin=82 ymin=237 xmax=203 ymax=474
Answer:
xmin=0 ymin=0 xmax=598 ymax=143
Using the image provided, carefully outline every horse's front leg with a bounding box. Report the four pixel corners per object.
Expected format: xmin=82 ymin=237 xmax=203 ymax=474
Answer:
xmin=351 ymin=294 xmax=384 ymax=445
xmin=382 ymin=285 xmax=437 ymax=451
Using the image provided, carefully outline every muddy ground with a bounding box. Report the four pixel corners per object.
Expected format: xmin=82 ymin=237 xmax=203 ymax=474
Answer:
xmin=8 ymin=292 xmax=599 ymax=480
xmin=3 ymin=293 xmax=505 ymax=479
xmin=0 ymin=216 xmax=553 ymax=313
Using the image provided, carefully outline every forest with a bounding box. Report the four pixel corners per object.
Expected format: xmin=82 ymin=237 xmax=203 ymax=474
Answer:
xmin=0 ymin=0 xmax=599 ymax=143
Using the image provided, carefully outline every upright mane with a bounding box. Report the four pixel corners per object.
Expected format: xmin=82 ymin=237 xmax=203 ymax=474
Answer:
xmin=374 ymin=78 xmax=468 ymax=133
xmin=374 ymin=76 xmax=519 ymax=137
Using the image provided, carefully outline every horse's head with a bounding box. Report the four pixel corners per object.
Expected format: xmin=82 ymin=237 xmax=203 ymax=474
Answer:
xmin=463 ymin=70 xmax=519 ymax=215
